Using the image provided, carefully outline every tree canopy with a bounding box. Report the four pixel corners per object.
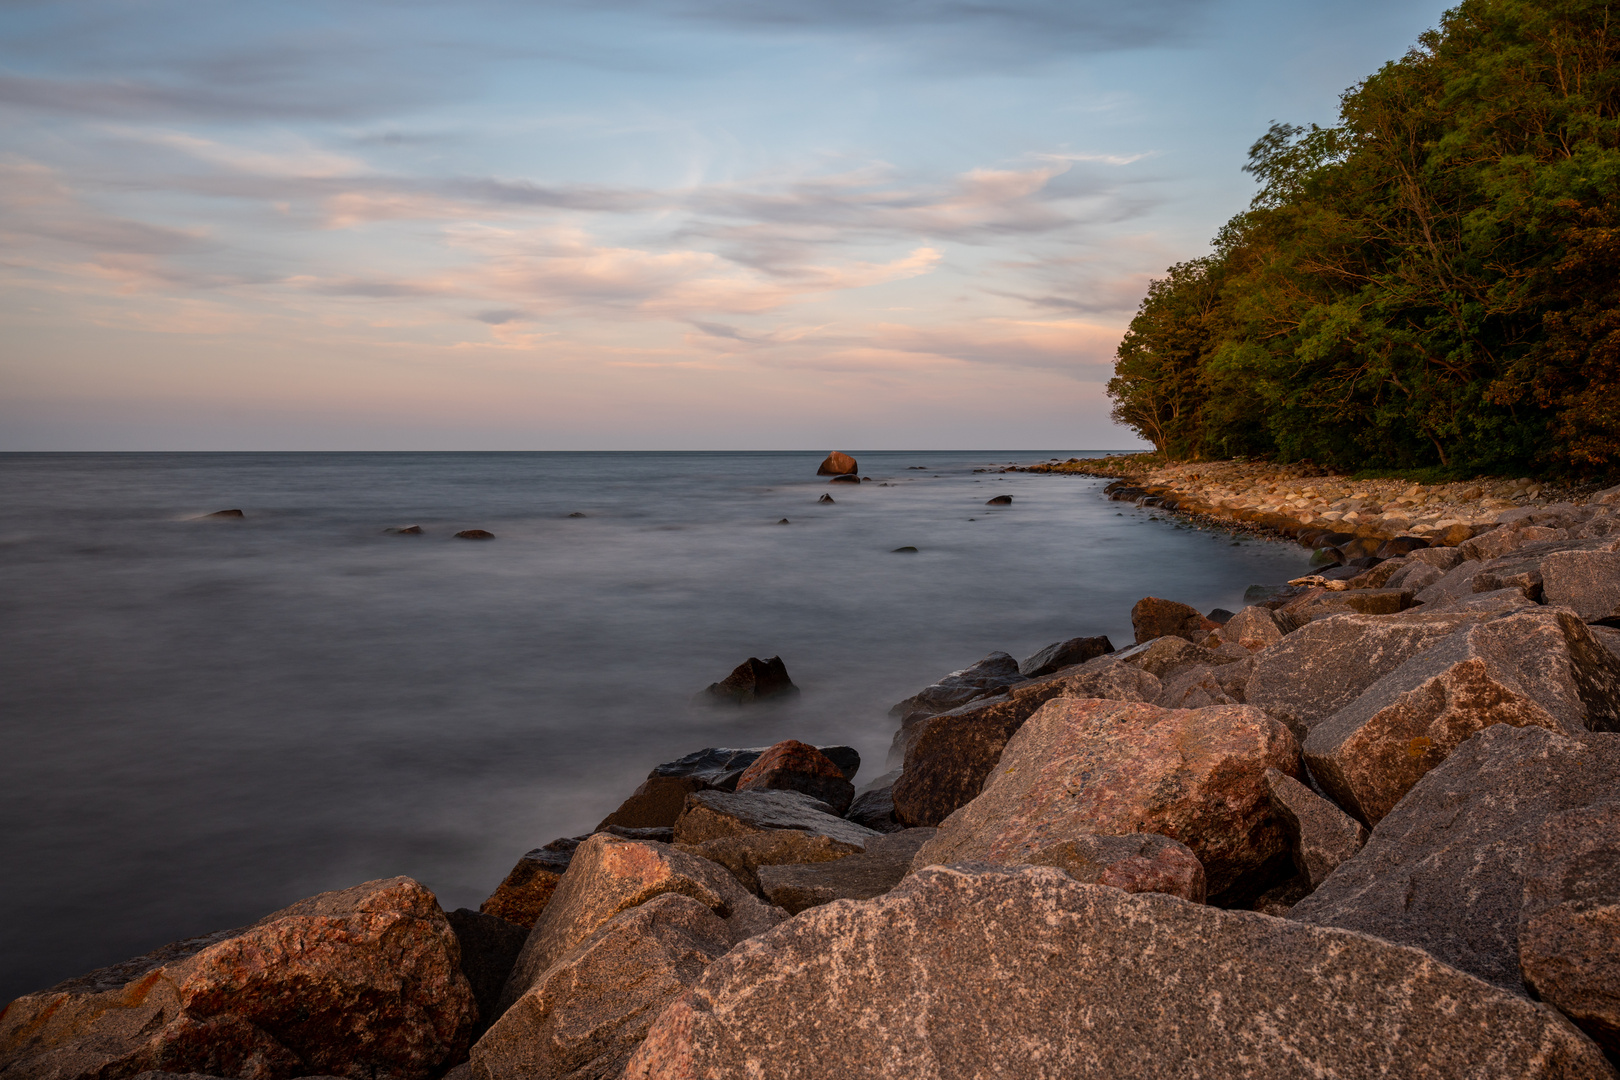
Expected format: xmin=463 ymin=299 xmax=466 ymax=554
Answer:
xmin=1107 ymin=0 xmax=1620 ymax=475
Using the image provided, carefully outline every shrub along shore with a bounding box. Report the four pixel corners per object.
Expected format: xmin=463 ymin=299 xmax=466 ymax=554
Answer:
xmin=4 ymin=466 xmax=1620 ymax=1080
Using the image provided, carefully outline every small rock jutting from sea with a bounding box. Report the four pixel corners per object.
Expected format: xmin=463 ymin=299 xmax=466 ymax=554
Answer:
xmin=6 ymin=462 xmax=1620 ymax=1080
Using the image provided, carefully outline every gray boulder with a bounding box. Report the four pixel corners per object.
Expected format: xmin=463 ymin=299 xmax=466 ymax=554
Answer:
xmin=1518 ymin=803 xmax=1620 ymax=1056
xmin=1542 ymin=549 xmax=1620 ymax=622
xmin=1263 ymin=769 xmax=1366 ymax=889
xmin=471 ymin=893 xmax=732 ymax=1080
xmin=888 ymin=651 xmax=1027 ymax=724
xmin=757 ymin=829 xmax=937 ymax=914
xmin=845 ymin=769 xmax=904 ymax=833
xmin=621 ymin=866 xmax=1614 ymax=1080
xmin=1017 ymin=635 xmax=1113 ymax=677
xmin=1291 ymin=724 xmax=1620 ymax=994
xmin=1303 ymin=609 xmax=1620 ymax=824
xmin=1246 ymin=611 xmax=1486 ymax=740
xmin=672 ymin=790 xmax=881 ymax=893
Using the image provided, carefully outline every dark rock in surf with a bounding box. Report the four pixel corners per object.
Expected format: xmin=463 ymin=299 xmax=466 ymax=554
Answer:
xmin=828 ymin=475 xmax=859 ymax=484
xmin=892 ymin=546 xmax=918 ymax=553
xmin=455 ymin=529 xmax=495 ymax=540
xmin=699 ymin=656 xmax=798 ymax=706
xmin=385 ymin=525 xmax=423 ymax=534
xmin=204 ymin=509 xmax=243 ymax=519
xmin=819 ymin=494 xmax=835 ymax=503
xmin=985 ymin=495 xmax=1012 ymax=505
xmin=445 ymin=908 xmax=527 ymax=1036
xmin=888 ymin=651 xmax=1026 ymax=725
xmin=1017 ymin=635 xmax=1113 ymax=678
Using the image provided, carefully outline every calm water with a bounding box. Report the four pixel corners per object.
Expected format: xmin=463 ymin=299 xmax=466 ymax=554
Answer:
xmin=0 ymin=451 xmax=1314 ymax=1000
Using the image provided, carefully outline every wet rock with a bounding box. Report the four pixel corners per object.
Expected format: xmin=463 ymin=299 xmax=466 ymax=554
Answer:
xmin=1263 ymin=769 xmax=1366 ymax=889
xmin=455 ymin=529 xmax=495 ymax=540
xmin=1246 ymin=610 xmax=1486 ymax=740
xmin=815 ymin=451 xmax=857 ymax=476
xmin=1304 ymin=609 xmax=1620 ymax=824
xmin=567 ymin=512 xmax=586 ymax=518
xmin=672 ymin=790 xmax=881 ymax=893
xmin=1207 ymin=606 xmax=1284 ymax=653
xmin=889 ymin=660 xmax=1155 ymax=828
xmin=1518 ymin=804 xmax=1620 ymax=1056
xmin=828 ymin=474 xmax=859 ymax=484
xmin=817 ymin=493 xmax=834 ymax=504
xmin=1291 ymin=724 xmax=1620 ymax=994
xmin=385 ymin=525 xmax=423 ymax=535
xmin=1542 ymin=550 xmax=1620 ymax=622
xmin=984 ymin=494 xmax=1012 ymax=505
xmin=698 ymin=656 xmax=798 ymax=706
xmin=204 ymin=509 xmax=244 ymax=519
xmin=845 ymin=771 xmax=904 ymax=833
xmin=1016 ymin=634 xmax=1113 ymax=677
xmin=734 ymin=740 xmax=855 ymax=815
xmin=597 ymin=745 xmax=855 ymax=832
xmin=621 ymin=865 xmax=1612 ymax=1080
xmin=757 ymin=829 xmax=937 ymax=914
xmin=480 ymin=838 xmax=583 ymax=928
xmin=497 ymin=835 xmax=780 ymax=1016
xmin=890 ymin=545 xmax=917 ymax=553
xmin=0 ymin=877 xmax=476 ymax=1080
xmin=887 ymin=651 xmax=1026 ymax=725
xmin=776 ymin=518 xmax=789 ymax=524
xmin=446 ymin=908 xmax=528 ymax=1036
xmin=1020 ymin=833 xmax=1206 ymax=903
xmin=470 ymin=894 xmax=732 ymax=1080
xmin=1130 ymin=596 xmax=1219 ymax=644
xmin=911 ymin=698 xmax=1301 ymax=900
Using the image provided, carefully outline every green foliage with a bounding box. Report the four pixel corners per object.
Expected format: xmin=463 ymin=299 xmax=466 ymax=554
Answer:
xmin=1107 ymin=0 xmax=1620 ymax=475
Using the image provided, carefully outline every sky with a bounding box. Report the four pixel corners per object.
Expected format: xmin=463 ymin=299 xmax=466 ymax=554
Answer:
xmin=0 ymin=0 xmax=1454 ymax=451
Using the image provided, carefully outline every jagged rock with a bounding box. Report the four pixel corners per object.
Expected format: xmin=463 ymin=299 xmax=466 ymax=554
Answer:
xmin=1275 ymin=587 xmax=1413 ymax=630
xmin=1518 ymin=804 xmax=1620 ymax=1056
xmin=1016 ymin=635 xmax=1113 ymax=677
xmin=1291 ymin=725 xmax=1620 ymax=994
xmin=1345 ymin=558 xmax=1409 ymax=589
xmin=1154 ymin=664 xmax=1236 ymax=709
xmin=1415 ymin=560 xmax=1488 ymax=605
xmin=1109 ymin=634 xmax=1233 ymax=678
xmin=1376 ymin=536 xmax=1430 ymax=558
xmin=1130 ymin=597 xmax=1218 ymax=644
xmin=621 ymin=866 xmax=1613 ymax=1080
xmin=497 ymin=835 xmax=780 ymax=1016
xmin=1409 ymin=545 xmax=1468 ymax=570
xmin=1303 ymin=609 xmax=1620 ymax=824
xmin=845 ymin=770 xmax=903 ymax=833
xmin=1263 ymin=769 xmax=1366 ymax=889
xmin=1208 ymin=606 xmax=1284 ymax=653
xmin=887 ymin=652 xmax=1026 ymax=724
xmin=890 ymin=660 xmax=1158 ymax=828
xmin=1461 ymin=525 xmax=1533 ymax=561
xmin=596 ymin=745 xmax=855 ymax=831
xmin=1246 ymin=611 xmax=1487 ymax=740
xmin=1386 ymin=560 xmax=1445 ymax=592
xmin=910 ymin=698 xmax=1301 ymax=900
xmin=1593 ymin=625 xmax=1620 ymax=661
xmin=818 ymin=493 xmax=834 ymax=504
xmin=481 ymin=839 xmax=583 ymax=928
xmin=0 ymin=877 xmax=476 ymax=1080
xmin=447 ymin=909 xmax=528 ymax=1036
xmin=699 ymin=656 xmax=798 ymax=705
xmin=1542 ymin=550 xmax=1620 ymax=622
xmin=734 ymin=740 xmax=855 ymax=815
xmin=672 ymin=790 xmax=881 ymax=893
xmin=1212 ymin=653 xmax=1258 ymax=702
xmin=815 ymin=452 xmax=857 ymax=476
xmin=1020 ymin=833 xmax=1206 ymax=903
xmin=757 ymin=830 xmax=937 ymax=914
xmin=470 ymin=894 xmax=732 ymax=1080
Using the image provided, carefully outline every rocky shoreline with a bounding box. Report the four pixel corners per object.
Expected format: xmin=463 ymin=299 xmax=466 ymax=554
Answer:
xmin=5 ymin=461 xmax=1620 ymax=1080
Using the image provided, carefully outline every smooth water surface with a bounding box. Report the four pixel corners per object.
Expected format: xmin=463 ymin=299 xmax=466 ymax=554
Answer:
xmin=0 ymin=451 xmax=1314 ymax=1000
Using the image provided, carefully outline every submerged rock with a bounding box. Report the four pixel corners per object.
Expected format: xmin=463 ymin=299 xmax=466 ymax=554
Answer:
xmin=622 ymin=866 xmax=1612 ymax=1080
xmin=455 ymin=529 xmax=495 ymax=540
xmin=698 ymin=656 xmax=798 ymax=706
xmin=203 ymin=509 xmax=243 ymax=519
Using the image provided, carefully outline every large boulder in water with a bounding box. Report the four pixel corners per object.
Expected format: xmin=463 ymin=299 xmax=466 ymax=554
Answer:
xmin=0 ymin=877 xmax=477 ymax=1080
xmin=621 ymin=865 xmax=1613 ymax=1080
xmin=698 ymin=657 xmax=798 ymax=706
xmin=815 ymin=452 xmax=857 ymax=476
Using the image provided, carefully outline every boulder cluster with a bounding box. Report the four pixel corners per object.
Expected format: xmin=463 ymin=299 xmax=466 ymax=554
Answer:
xmin=7 ymin=481 xmax=1620 ymax=1079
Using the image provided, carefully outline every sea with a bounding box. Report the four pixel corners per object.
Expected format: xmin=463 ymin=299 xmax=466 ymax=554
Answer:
xmin=0 ymin=451 xmax=1315 ymax=1001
